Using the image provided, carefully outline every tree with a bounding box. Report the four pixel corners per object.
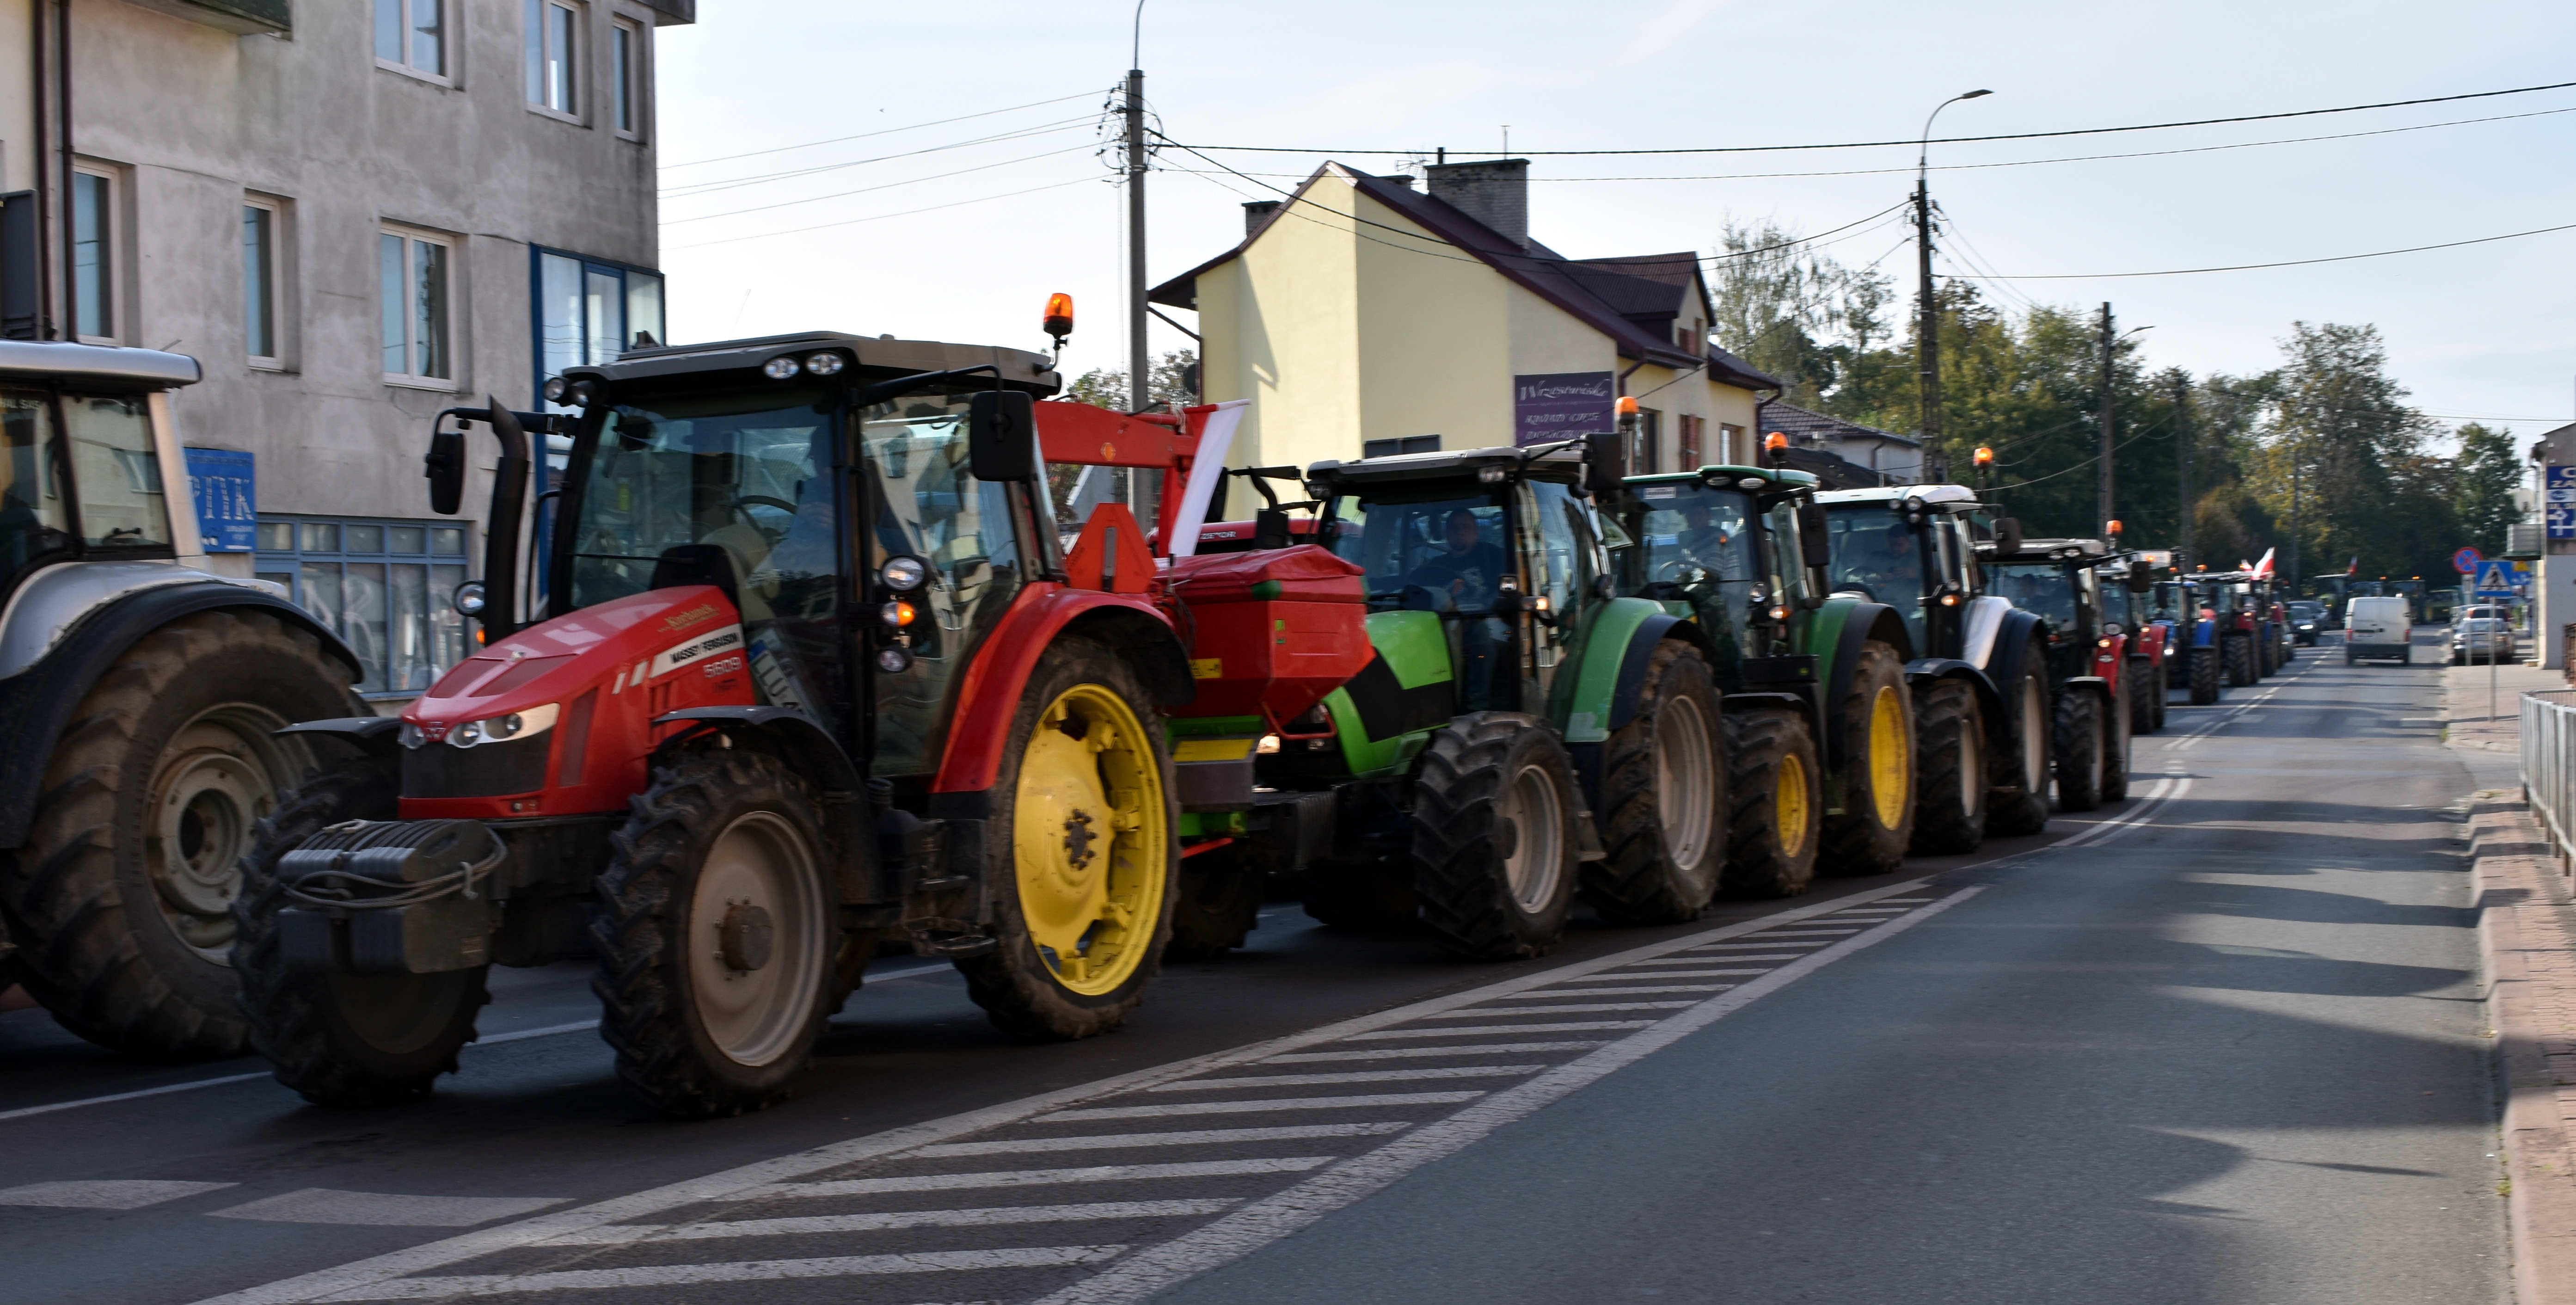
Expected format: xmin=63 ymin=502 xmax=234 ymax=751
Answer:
xmin=1067 ymin=349 xmax=1199 ymax=412
xmin=1707 ymin=221 xmax=1896 ymax=412
xmin=2252 ymin=322 xmax=2456 ymax=585
xmin=2454 ymin=422 xmax=2522 ymax=555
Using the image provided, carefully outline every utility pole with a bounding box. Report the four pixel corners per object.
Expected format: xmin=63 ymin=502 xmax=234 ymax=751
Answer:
xmin=1123 ymin=66 xmax=1149 ymax=414
xmin=2098 ymin=303 xmax=2115 ymax=536
xmin=2174 ymin=375 xmax=2193 ymax=569
xmin=2288 ymin=419 xmax=2302 ymax=589
xmin=1914 ymin=90 xmax=1990 ymax=454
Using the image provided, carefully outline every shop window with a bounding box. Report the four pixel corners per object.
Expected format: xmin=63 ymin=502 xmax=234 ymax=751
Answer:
xmin=255 ymin=516 xmax=471 ymax=696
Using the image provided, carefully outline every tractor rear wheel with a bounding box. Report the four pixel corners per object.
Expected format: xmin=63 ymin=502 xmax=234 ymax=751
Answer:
xmin=1907 ymin=678 xmax=1987 ymax=856
xmin=2224 ymin=634 xmax=2256 ymax=687
xmin=2101 ymin=677 xmax=2133 ymax=803
xmin=5 ymin=610 xmax=356 ymax=1059
xmin=1818 ymin=641 xmax=1914 ymax=877
xmin=593 ymin=743 xmax=837 ymax=1117
xmin=957 ymin=639 xmax=1178 ymax=1039
xmin=233 ymin=759 xmax=492 ymax=1107
xmin=2189 ymin=645 xmax=2222 ymax=704
xmin=1719 ymin=707 xmax=1822 ymax=898
xmin=2256 ymin=630 xmax=2277 ymax=678
xmin=2055 ymin=689 xmax=2107 ymax=813
xmin=1584 ymin=642 xmax=1726 ymax=925
xmin=2126 ymin=658 xmax=2158 ymax=736
xmin=1986 ymin=647 xmax=2054 ymax=837
xmin=1411 ymin=713 xmax=1581 ymax=960
xmin=1165 ymin=843 xmax=1265 ymax=961
xmin=2153 ymin=663 xmax=2170 ymax=731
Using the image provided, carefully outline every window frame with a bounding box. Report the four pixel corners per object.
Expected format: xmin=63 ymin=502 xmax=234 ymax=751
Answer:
xmin=254 ymin=514 xmax=473 ymax=698
xmin=68 ymin=164 xmax=121 ymax=346
xmin=374 ymin=0 xmax=452 ymax=85
xmin=380 ymin=223 xmax=460 ymax=391
xmin=529 ymin=245 xmax=664 ymax=408
xmin=242 ymin=194 xmax=288 ymax=369
xmin=525 ymin=0 xmax=584 ymax=122
xmin=610 ymin=14 xmax=644 ymax=139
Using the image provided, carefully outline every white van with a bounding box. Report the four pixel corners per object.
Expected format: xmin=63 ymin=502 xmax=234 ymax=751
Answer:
xmin=2345 ymin=596 xmax=2413 ymax=664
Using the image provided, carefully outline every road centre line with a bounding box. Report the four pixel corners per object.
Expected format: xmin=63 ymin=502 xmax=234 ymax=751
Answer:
xmin=1033 ymin=886 xmax=1989 ymax=1305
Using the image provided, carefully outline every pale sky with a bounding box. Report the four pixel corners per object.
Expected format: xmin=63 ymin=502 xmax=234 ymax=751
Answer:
xmin=652 ymin=0 xmax=2576 ymax=442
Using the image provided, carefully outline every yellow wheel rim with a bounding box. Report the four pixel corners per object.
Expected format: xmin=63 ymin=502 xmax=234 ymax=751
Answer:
xmin=1012 ymin=683 xmax=1169 ymax=996
xmin=1867 ymin=685 xmax=1909 ymax=830
xmin=1776 ymin=751 xmax=1811 ymax=857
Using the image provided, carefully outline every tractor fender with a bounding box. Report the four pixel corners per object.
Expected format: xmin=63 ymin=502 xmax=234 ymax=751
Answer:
xmin=1815 ymin=601 xmax=1910 ymax=772
xmin=1959 ymin=595 xmax=2015 ymax=670
xmin=1723 ymin=688 xmax=1821 ymax=740
xmin=2062 ymin=674 xmax=2112 ymax=705
xmin=930 ymin=583 xmax=1183 ymax=797
xmin=654 ymin=705 xmax=878 ymax=902
xmin=1904 ymin=657 xmax=2001 ymax=719
xmin=1985 ymin=618 xmax=2051 ymax=750
xmin=1553 ymin=596 xmax=1667 ymax=745
xmin=1604 ymin=613 xmax=1714 ymax=733
xmin=0 ymin=572 xmax=360 ymax=849
xmin=276 ymin=715 xmax=405 ymax=761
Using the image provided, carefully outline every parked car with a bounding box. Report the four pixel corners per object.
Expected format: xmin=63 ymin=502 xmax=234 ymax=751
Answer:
xmin=2451 ymin=617 xmax=2518 ymax=665
xmin=2286 ymin=601 xmax=2326 ymax=646
xmin=2345 ymin=595 xmax=2414 ymax=664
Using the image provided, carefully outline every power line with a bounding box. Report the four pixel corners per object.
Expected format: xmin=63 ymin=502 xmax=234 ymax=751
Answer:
xmin=1945 ymin=218 xmax=2576 ymax=280
xmin=1164 ymin=78 xmax=2576 ymax=157
xmin=662 ymin=176 xmax=1104 ymax=252
xmin=659 ymin=91 xmax=1098 ymax=170
xmin=662 ymin=118 xmax=1097 ymax=199
xmin=663 ymin=142 xmax=1100 ymax=226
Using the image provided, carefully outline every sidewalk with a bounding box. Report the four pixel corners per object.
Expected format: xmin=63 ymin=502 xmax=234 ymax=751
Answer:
xmin=2446 ymin=662 xmax=2576 ymax=1305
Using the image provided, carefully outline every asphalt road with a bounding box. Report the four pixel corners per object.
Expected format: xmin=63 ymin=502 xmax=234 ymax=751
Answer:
xmin=0 ymin=629 xmax=2506 ymax=1304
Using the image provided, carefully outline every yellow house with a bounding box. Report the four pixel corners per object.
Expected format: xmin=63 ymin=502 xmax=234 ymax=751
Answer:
xmin=1148 ymin=159 xmax=1779 ymax=478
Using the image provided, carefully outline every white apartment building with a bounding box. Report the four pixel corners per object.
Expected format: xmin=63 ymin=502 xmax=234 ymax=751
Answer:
xmin=0 ymin=0 xmax=689 ymax=697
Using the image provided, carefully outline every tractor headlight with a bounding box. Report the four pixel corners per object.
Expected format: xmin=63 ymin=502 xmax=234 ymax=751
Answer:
xmin=803 ymin=351 xmax=846 ymax=376
xmin=762 ymin=357 xmax=803 ymax=381
xmin=448 ymin=702 xmax=561 ymax=748
xmin=879 ymin=555 xmax=928 ymax=591
xmin=399 ymin=721 xmax=426 ymax=749
xmin=1478 ymin=466 xmax=1508 ymax=485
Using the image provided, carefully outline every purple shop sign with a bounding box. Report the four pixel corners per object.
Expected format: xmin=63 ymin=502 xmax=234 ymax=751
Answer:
xmin=1514 ymin=371 xmax=1616 ymax=447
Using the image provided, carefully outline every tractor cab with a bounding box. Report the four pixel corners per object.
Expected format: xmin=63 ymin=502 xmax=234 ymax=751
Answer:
xmin=1610 ymin=465 xmax=1821 ymax=694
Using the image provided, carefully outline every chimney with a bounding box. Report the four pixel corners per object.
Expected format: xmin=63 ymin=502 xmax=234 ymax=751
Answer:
xmin=1242 ymin=199 xmax=1282 ymax=236
xmin=1425 ymin=158 xmax=1529 ymax=249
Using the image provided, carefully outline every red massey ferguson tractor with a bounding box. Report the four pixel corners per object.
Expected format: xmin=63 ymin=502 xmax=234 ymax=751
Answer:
xmin=229 ymin=332 xmax=1369 ymax=1117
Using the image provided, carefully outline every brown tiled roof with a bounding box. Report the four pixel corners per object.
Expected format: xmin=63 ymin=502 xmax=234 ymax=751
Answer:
xmin=1760 ymin=400 xmax=1920 ymax=449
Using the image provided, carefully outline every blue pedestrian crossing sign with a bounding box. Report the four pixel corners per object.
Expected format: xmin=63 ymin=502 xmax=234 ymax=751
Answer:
xmin=2474 ymin=559 xmax=2521 ymax=599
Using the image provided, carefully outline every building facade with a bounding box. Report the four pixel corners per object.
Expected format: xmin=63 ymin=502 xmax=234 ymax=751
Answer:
xmin=0 ymin=0 xmax=687 ymax=696
xmin=1758 ymin=400 xmax=1926 ymax=487
xmin=1148 ymin=159 xmax=1778 ymax=477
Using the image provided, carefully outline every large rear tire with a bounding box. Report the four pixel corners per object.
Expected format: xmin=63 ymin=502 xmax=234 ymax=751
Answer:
xmin=957 ymin=638 xmax=1178 ymax=1039
xmin=2152 ymin=662 xmax=2170 ymax=731
xmin=1907 ymin=678 xmax=1987 ymax=856
xmin=1986 ymin=647 xmax=2054 ymax=837
xmin=1818 ymin=641 xmax=1914 ymax=877
xmin=2101 ymin=677 xmax=2132 ymax=803
xmin=2224 ymin=634 xmax=2256 ymax=687
xmin=593 ymin=744 xmax=837 ymax=1118
xmin=2255 ymin=629 xmax=2277 ymax=678
xmin=1719 ymin=707 xmax=1822 ymax=898
xmin=1411 ymin=713 xmax=1580 ymax=961
xmin=233 ymin=758 xmax=492 ymax=1107
xmin=1165 ymin=843 xmax=1264 ymax=961
xmin=2054 ymin=689 xmax=2106 ymax=813
xmin=1583 ymin=642 xmax=1726 ymax=925
xmin=2189 ymin=645 xmax=2221 ymax=705
xmin=2126 ymin=658 xmax=2158 ymax=736
xmin=4 ymin=610 xmax=357 ymax=1059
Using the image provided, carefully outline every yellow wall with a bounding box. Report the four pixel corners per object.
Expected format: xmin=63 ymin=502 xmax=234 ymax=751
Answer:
xmin=1354 ymin=188 xmax=1515 ymax=453
xmin=0 ymin=0 xmax=30 ymax=193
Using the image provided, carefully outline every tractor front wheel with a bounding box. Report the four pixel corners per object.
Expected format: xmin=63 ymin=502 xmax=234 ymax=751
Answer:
xmin=593 ymin=745 xmax=837 ymax=1118
xmin=2127 ymin=658 xmax=2158 ymax=736
xmin=2101 ymin=677 xmax=2132 ymax=803
xmin=1720 ymin=707 xmax=1822 ymax=898
xmin=957 ymin=639 xmax=1177 ymax=1038
xmin=1818 ymin=641 xmax=1914 ymax=877
xmin=2189 ymin=646 xmax=2222 ymax=704
xmin=1411 ymin=713 xmax=1581 ymax=960
xmin=2055 ymin=689 xmax=2107 ymax=813
xmin=233 ymin=759 xmax=492 ymax=1107
xmin=2224 ymin=634 xmax=2256 ymax=687
xmin=1585 ymin=642 xmax=1726 ymax=925
xmin=1165 ymin=843 xmax=1265 ymax=961
xmin=1986 ymin=647 xmax=2055 ymax=837
xmin=1908 ymin=678 xmax=1987 ymax=856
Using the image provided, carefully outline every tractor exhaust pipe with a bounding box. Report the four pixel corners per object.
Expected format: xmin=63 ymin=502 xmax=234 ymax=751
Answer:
xmin=480 ymin=399 xmax=532 ymax=640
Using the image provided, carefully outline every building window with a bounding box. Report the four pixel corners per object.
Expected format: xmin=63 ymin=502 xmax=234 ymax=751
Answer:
xmin=254 ymin=516 xmax=471 ymax=696
xmin=380 ymin=228 xmax=454 ymax=385
xmin=243 ymin=199 xmax=282 ymax=365
xmin=1678 ymin=414 xmax=1703 ymax=468
xmin=70 ymin=168 xmax=114 ymax=343
xmin=1361 ymin=434 xmax=1441 ymax=459
xmin=374 ymin=0 xmax=446 ymax=79
xmin=525 ymin=0 xmax=579 ymax=117
xmin=611 ymin=17 xmax=643 ymax=137
xmin=1720 ymin=422 xmax=1747 ymax=465
xmin=534 ymin=248 xmax=663 ymax=405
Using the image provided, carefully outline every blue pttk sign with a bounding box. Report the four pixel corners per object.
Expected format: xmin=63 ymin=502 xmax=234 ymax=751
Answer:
xmin=184 ymin=448 xmax=255 ymax=553
xmin=2474 ymin=559 xmax=2521 ymax=599
xmin=2549 ymin=466 xmax=2576 ymax=540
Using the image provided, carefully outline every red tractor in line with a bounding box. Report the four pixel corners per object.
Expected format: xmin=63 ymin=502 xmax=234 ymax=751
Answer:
xmin=231 ymin=329 xmax=1370 ymax=1117
xmin=1980 ymin=536 xmax=2162 ymax=812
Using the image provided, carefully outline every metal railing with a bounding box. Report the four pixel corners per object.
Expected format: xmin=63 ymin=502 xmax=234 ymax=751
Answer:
xmin=2521 ymin=689 xmax=2576 ymax=863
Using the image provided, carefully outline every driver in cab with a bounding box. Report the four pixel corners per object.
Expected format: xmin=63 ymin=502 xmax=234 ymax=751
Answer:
xmin=1406 ymin=508 xmax=1509 ymax=609
xmin=1838 ymin=521 xmax=1919 ymax=595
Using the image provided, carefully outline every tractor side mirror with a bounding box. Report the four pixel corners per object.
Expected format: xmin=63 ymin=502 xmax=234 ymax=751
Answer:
xmin=1253 ymin=507 xmax=1291 ymax=550
xmin=1583 ymin=430 xmax=1628 ymax=496
xmin=968 ymin=390 xmax=1038 ymax=483
xmin=425 ymin=427 xmax=465 ymax=516
xmin=1797 ymin=502 xmax=1831 ymax=568
xmin=1994 ymin=516 xmax=2024 ymax=554
xmin=2127 ymin=561 xmax=2153 ymax=593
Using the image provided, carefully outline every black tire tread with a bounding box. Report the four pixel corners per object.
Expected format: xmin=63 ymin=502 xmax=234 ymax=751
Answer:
xmin=1719 ymin=707 xmax=1820 ymax=899
xmin=2054 ymin=689 xmax=2105 ymax=813
xmin=1816 ymin=641 xmax=1914 ymax=877
xmin=1411 ymin=713 xmax=1578 ymax=960
xmin=1986 ymin=647 xmax=2052 ymax=837
xmin=1907 ymin=678 xmax=1986 ymax=856
xmin=1582 ymin=643 xmax=1725 ymax=925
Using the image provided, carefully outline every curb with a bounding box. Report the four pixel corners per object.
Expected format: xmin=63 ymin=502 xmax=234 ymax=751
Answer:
xmin=2467 ymin=797 xmax=2576 ymax=1305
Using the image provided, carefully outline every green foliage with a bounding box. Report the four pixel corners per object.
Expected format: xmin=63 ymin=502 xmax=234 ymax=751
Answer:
xmin=2454 ymin=423 xmax=2522 ymax=556
xmin=1067 ymin=349 xmax=1199 ymax=412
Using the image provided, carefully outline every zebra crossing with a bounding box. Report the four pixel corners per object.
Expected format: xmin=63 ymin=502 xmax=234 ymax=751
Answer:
xmin=164 ymin=879 xmax=1970 ymax=1305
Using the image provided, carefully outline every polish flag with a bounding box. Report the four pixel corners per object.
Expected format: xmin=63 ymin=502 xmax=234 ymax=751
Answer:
xmin=2249 ymin=548 xmax=2276 ymax=578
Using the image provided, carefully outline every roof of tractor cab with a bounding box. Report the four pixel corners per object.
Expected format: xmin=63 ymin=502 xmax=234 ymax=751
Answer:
xmin=1307 ymin=444 xmax=1584 ymax=489
xmin=1985 ymin=537 xmax=2114 ymax=562
xmin=1627 ymin=465 xmax=1820 ymax=489
xmin=0 ymin=339 xmax=201 ymax=391
xmin=565 ymin=331 xmax=1061 ymax=393
xmin=1814 ymin=483 xmax=1980 ymax=508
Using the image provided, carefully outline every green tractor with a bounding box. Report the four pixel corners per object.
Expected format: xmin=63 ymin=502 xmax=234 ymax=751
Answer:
xmin=1610 ymin=465 xmax=1919 ymax=896
xmin=1209 ymin=439 xmax=1736 ymax=961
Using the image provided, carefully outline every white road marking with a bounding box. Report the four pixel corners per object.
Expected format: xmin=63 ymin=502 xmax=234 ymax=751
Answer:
xmin=0 ymin=1072 xmax=269 ymax=1124
xmin=1554 ymin=960 xmax=1804 ymax=974
xmin=1416 ymin=1001 xmax=1695 ymax=1018
xmin=543 ymin=1199 xmax=1241 ymax=1244
xmin=2056 ymin=776 xmax=2196 ymax=850
xmin=1688 ymin=942 xmax=1829 ymax=951
xmin=1736 ymin=929 xmax=1862 ymax=938
xmin=1146 ymin=1066 xmax=1542 ymax=1091
xmin=1040 ymin=1092 xmax=1483 ymax=1121
xmin=472 ymin=1021 xmax=597 ymax=1047
xmin=746 ymin=1157 xmax=1334 ymax=1198
xmin=1263 ymin=1042 xmax=1606 ymax=1064
xmin=913 ymin=1124 xmax=1412 ymax=1158
xmin=211 ymin=1190 xmax=569 ymax=1228
xmin=190 ymin=876 xmax=1944 ymax=1305
xmin=0 ymin=1179 xmax=237 ymax=1209
xmin=321 ymin=1245 xmax=1125 ymax=1299
xmin=1493 ymin=984 xmax=1730 ymax=997
xmin=1343 ymin=1021 xmax=1656 ymax=1040
xmin=1032 ymin=887 xmax=1988 ymax=1305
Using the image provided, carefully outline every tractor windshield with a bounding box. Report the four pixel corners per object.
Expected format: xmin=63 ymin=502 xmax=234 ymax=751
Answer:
xmin=1991 ymin=562 xmax=2080 ymax=633
xmin=1325 ymin=489 xmax=1510 ymax=614
xmin=1625 ymin=482 xmax=1755 ymax=595
xmin=1820 ymin=506 xmax=1928 ymax=611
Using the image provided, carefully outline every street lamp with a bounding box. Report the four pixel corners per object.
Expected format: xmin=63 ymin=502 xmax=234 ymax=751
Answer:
xmin=1915 ymin=89 xmax=1992 ymax=462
